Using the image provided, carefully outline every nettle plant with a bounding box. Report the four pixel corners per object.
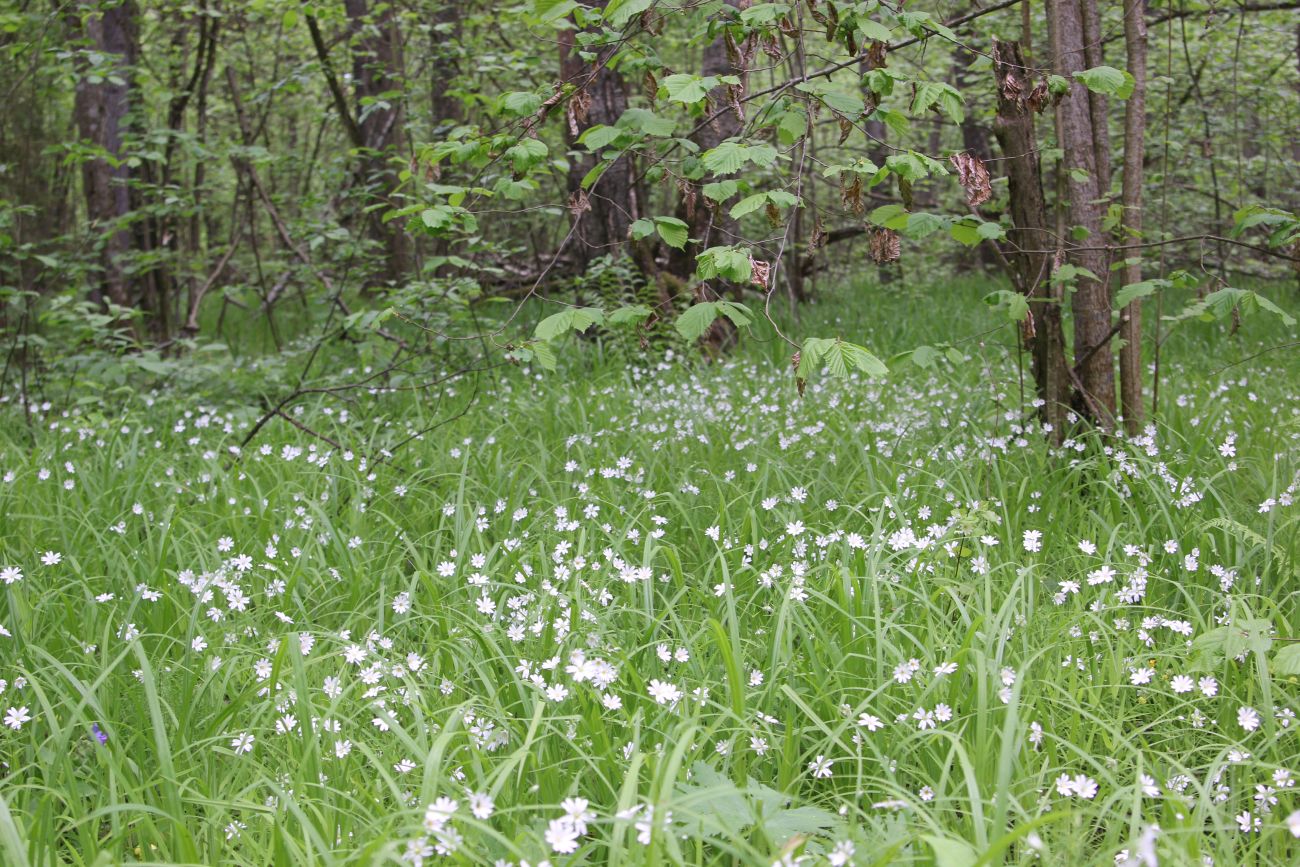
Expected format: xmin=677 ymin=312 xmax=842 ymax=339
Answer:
xmin=397 ymin=0 xmax=1294 ymax=411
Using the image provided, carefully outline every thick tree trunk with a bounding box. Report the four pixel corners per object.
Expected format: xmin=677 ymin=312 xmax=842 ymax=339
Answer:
xmin=344 ymin=0 xmax=411 ymax=284
xmin=560 ymin=3 xmax=638 ymax=271
xmin=667 ymin=0 xmax=749 ymax=279
xmin=991 ymin=38 xmax=1069 ymax=439
xmin=1050 ymin=0 xmax=1117 ymax=426
xmin=1118 ymin=0 xmax=1148 ymax=435
xmin=431 ymin=3 xmax=463 ymax=126
xmin=74 ymin=0 xmax=138 ymax=312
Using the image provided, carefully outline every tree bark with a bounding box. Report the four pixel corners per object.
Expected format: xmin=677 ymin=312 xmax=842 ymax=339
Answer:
xmin=991 ymin=38 xmax=1069 ymax=439
xmin=344 ymin=0 xmax=411 ymax=284
xmin=73 ymin=0 xmax=138 ymax=312
xmin=560 ymin=2 xmax=638 ymax=271
xmin=1050 ymin=0 xmax=1117 ymax=426
xmin=1118 ymin=0 xmax=1148 ymax=434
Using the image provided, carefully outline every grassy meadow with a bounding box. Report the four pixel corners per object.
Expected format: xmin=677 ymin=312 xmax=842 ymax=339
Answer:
xmin=0 ymin=279 xmax=1298 ymax=866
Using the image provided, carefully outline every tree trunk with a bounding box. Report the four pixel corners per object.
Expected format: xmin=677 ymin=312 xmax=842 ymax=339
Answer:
xmin=667 ymin=0 xmax=749 ymax=279
xmin=73 ymin=0 xmax=138 ymax=312
xmin=1118 ymin=0 xmax=1148 ymax=435
xmin=344 ymin=0 xmax=411 ymax=284
xmin=560 ymin=3 xmax=638 ymax=272
xmin=1049 ymin=0 xmax=1117 ymax=426
xmin=991 ymin=38 xmax=1069 ymax=439
xmin=431 ymin=3 xmax=463 ymax=126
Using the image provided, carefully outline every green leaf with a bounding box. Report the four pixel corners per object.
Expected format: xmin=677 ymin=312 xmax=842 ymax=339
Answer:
xmin=795 ymin=81 xmax=864 ymax=117
xmin=655 ymin=216 xmax=689 ymax=249
xmin=798 ymin=337 xmax=887 ymax=379
xmin=629 ymin=218 xmax=656 ymax=241
xmin=730 ymin=193 xmax=768 ymax=219
xmin=534 ymin=307 xmax=605 ymax=342
xmin=923 ymin=835 xmax=978 ymax=867
xmin=700 ymin=140 xmax=778 ymax=175
xmin=618 ymin=108 xmax=677 ymax=137
xmin=984 ymin=289 xmax=1030 ymax=322
xmin=604 ymin=0 xmax=654 ymax=26
xmin=1273 ymin=644 xmax=1300 ymax=676
xmin=676 ymin=302 xmax=720 ymax=342
xmin=662 ymin=73 xmax=713 ymax=105
xmin=903 ymin=212 xmax=946 ymax=239
xmin=501 ymin=91 xmax=542 ymax=116
xmin=696 ymin=246 xmax=753 ymax=282
xmin=1114 ymin=279 xmax=1166 ymax=309
xmin=531 ymin=340 xmax=557 ymax=372
xmin=608 ymin=304 xmax=653 ymax=325
xmin=716 ymin=300 xmax=753 ymax=328
xmin=579 ymin=125 xmax=623 ymax=151
xmin=1073 ymin=65 xmax=1136 ymax=99
xmin=857 ymin=19 xmax=892 ymax=42
xmin=702 ymin=180 xmax=741 ymax=203
xmin=505 ymin=138 xmax=548 ymax=172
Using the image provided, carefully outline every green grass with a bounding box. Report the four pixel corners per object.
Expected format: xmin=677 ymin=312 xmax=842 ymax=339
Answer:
xmin=0 ymin=279 xmax=1298 ymax=866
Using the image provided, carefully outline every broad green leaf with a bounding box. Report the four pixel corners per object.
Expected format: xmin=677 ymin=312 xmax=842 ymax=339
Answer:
xmin=662 ymin=73 xmax=712 ymax=105
xmin=1273 ymin=644 xmax=1300 ymax=676
xmin=730 ymin=193 xmax=768 ymax=219
xmin=702 ymin=180 xmax=741 ymax=203
xmin=604 ymin=0 xmax=654 ymax=26
xmin=629 ymin=218 xmax=656 ymax=241
xmin=701 ymin=140 xmax=778 ymax=175
xmin=655 ymin=216 xmax=689 ymax=249
xmin=579 ymin=125 xmax=623 ymax=151
xmin=1114 ymin=279 xmax=1165 ymax=309
xmin=676 ymin=302 xmax=720 ymax=342
xmin=535 ymin=307 xmax=605 ymax=342
xmin=922 ymin=835 xmax=978 ymax=867
xmin=500 ymin=91 xmax=542 ymax=116
xmin=1073 ymin=65 xmax=1136 ymax=99
xmin=608 ymin=304 xmax=653 ymax=325
xmin=984 ymin=289 xmax=1030 ymax=322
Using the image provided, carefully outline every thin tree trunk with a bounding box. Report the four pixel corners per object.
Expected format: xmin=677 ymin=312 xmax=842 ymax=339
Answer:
xmin=1118 ymin=0 xmax=1148 ymax=434
xmin=991 ymin=38 xmax=1070 ymax=440
xmin=1050 ymin=0 xmax=1117 ymax=426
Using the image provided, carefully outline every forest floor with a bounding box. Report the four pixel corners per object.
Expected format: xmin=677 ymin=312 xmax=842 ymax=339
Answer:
xmin=1 ymin=280 xmax=1298 ymax=865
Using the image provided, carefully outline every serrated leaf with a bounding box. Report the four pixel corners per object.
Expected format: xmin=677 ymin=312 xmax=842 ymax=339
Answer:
xmin=702 ymin=180 xmax=740 ymax=203
xmin=535 ymin=307 xmax=605 ymax=342
xmin=501 ymin=91 xmax=542 ymax=116
xmin=662 ymin=73 xmax=712 ymax=104
xmin=701 ymin=141 xmax=777 ymax=175
xmin=532 ymin=340 xmax=557 ymax=371
xmin=676 ymin=302 xmax=720 ymax=342
xmin=655 ymin=216 xmax=689 ymax=249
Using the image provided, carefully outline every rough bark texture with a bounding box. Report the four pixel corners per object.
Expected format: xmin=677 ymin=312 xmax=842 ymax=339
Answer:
xmin=667 ymin=0 xmax=749 ymax=280
xmin=1050 ymin=0 xmax=1117 ymax=425
xmin=430 ymin=3 xmax=463 ymax=125
xmin=1080 ymin=0 xmax=1112 ymax=199
xmin=1118 ymin=0 xmax=1148 ymax=434
xmin=344 ymin=0 xmax=411 ymax=283
xmin=74 ymin=0 xmax=138 ymax=311
xmin=991 ymin=38 xmax=1069 ymax=438
xmin=561 ymin=3 xmax=638 ymax=271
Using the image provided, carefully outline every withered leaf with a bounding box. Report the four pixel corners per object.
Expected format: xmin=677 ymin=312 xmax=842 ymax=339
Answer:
xmin=569 ymin=189 xmax=591 ymax=218
xmin=750 ymin=258 xmax=772 ymax=287
xmin=950 ymin=151 xmax=993 ymax=207
xmin=870 ymin=227 xmax=901 ymax=264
